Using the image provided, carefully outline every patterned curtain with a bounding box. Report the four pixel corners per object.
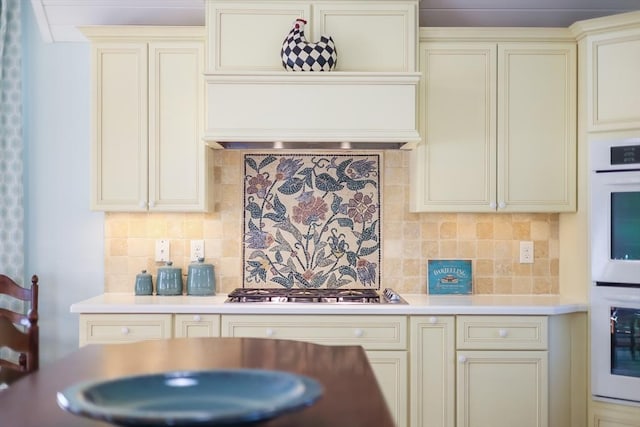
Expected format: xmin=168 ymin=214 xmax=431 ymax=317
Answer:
xmin=0 ymin=0 xmax=24 ymax=286
xmin=0 ymin=0 xmax=23 ymax=370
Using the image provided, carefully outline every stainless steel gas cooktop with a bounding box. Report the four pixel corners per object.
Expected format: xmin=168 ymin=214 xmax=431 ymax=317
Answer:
xmin=225 ymin=288 xmax=407 ymax=304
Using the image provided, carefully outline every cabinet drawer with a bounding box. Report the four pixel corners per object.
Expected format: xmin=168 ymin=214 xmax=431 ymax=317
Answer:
xmin=221 ymin=315 xmax=407 ymax=350
xmin=456 ymin=316 xmax=548 ymax=350
xmin=174 ymin=314 xmax=221 ymax=338
xmin=79 ymin=314 xmax=173 ymax=346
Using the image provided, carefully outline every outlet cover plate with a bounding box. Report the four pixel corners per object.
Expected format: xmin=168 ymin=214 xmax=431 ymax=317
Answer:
xmin=519 ymin=241 xmax=534 ymax=264
xmin=190 ymin=240 xmax=205 ymax=262
xmin=155 ymin=239 xmax=170 ymax=263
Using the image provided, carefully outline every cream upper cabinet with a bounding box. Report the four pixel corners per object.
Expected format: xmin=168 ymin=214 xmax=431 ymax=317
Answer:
xmin=574 ymin=15 xmax=640 ymax=132
xmin=83 ymin=27 xmax=213 ymax=212
xmin=206 ymin=0 xmax=417 ymax=72
xmin=411 ymin=31 xmax=576 ymax=212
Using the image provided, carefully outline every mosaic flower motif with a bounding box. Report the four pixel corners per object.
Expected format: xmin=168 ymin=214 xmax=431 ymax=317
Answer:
xmin=292 ymin=196 xmax=329 ymax=226
xmin=346 ymin=192 xmax=376 ymax=223
xmin=243 ymin=154 xmax=381 ymax=289
xmin=244 ymin=229 xmax=274 ymax=249
xmin=246 ymin=173 xmax=272 ymax=199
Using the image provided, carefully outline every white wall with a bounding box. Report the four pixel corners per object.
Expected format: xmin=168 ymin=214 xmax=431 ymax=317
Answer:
xmin=22 ymin=4 xmax=104 ymax=364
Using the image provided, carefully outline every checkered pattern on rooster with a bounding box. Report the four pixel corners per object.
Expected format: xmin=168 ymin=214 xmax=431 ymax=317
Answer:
xmin=281 ymin=18 xmax=337 ymax=71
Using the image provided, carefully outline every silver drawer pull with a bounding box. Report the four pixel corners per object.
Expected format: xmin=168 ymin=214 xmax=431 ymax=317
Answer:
xmin=429 ymin=316 xmax=438 ymax=324
xmin=121 ymin=327 xmax=130 ymax=335
xmin=353 ymin=328 xmax=364 ymax=338
xmin=498 ymin=328 xmax=508 ymax=338
xmin=265 ymin=328 xmax=275 ymax=337
xmin=458 ymin=355 xmax=467 ymax=363
xmin=193 ymin=315 xmax=202 ymax=322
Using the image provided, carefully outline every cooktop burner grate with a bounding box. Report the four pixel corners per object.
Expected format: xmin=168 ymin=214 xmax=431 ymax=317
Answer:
xmin=226 ymin=288 xmax=407 ymax=304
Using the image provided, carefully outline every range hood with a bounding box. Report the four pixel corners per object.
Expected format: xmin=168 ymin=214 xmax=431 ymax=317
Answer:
xmin=202 ymin=71 xmax=421 ymax=150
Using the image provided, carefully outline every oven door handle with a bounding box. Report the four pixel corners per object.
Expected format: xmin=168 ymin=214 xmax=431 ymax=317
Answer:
xmin=605 ymin=178 xmax=640 ymax=186
xmin=606 ymin=295 xmax=640 ymax=304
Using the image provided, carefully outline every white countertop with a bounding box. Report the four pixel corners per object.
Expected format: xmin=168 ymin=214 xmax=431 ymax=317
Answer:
xmin=70 ymin=293 xmax=588 ymax=315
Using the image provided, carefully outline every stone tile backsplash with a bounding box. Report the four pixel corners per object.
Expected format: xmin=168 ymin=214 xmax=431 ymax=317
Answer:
xmin=103 ymin=150 xmax=559 ymax=295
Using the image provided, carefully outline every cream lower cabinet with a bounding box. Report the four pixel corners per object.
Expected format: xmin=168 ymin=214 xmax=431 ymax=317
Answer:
xmin=411 ymin=31 xmax=576 ymax=213
xmin=220 ymin=314 xmax=408 ymax=427
xmin=456 ymin=316 xmax=549 ymax=427
xmin=82 ymin=26 xmax=213 ymax=212
xmin=78 ymin=314 xmax=173 ymax=347
xmin=410 ymin=315 xmax=456 ymax=427
xmin=174 ymin=314 xmax=221 ymax=338
xmin=590 ymin=400 xmax=640 ymax=427
xmin=411 ymin=314 xmax=586 ymax=427
xmin=457 ymin=350 xmax=548 ymax=427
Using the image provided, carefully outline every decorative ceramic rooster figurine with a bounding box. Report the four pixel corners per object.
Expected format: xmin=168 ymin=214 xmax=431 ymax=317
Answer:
xmin=281 ymin=18 xmax=337 ymax=71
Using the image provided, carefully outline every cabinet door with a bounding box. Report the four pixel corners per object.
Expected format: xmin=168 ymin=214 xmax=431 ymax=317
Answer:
xmin=457 ymin=350 xmax=548 ymax=427
xmin=206 ymin=2 xmax=311 ymax=71
xmin=148 ymin=40 xmax=209 ymax=212
xmin=410 ymin=316 xmax=455 ymax=427
xmin=90 ymin=42 xmax=148 ymax=211
xmin=314 ymin=2 xmax=416 ymax=71
xmin=411 ymin=42 xmax=497 ymax=212
xmin=590 ymin=400 xmax=640 ymax=427
xmin=174 ymin=314 xmax=220 ymax=337
xmin=367 ymin=350 xmax=408 ymax=427
xmin=498 ymin=42 xmax=576 ymax=212
xmin=587 ymin=28 xmax=640 ymax=132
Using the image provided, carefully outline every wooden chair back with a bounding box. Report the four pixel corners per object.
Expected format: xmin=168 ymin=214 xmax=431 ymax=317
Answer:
xmin=0 ymin=274 xmax=39 ymax=385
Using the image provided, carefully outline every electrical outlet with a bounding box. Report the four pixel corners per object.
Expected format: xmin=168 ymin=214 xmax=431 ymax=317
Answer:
xmin=155 ymin=239 xmax=170 ymax=263
xmin=519 ymin=241 xmax=534 ymax=264
xmin=190 ymin=240 xmax=205 ymax=262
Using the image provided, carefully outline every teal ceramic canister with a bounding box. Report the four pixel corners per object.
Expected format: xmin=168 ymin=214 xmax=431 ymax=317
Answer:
xmin=134 ymin=270 xmax=153 ymax=295
xmin=156 ymin=261 xmax=183 ymax=296
xmin=186 ymin=258 xmax=216 ymax=296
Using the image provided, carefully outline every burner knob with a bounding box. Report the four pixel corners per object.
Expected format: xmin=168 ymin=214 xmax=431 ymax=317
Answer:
xmin=383 ymin=288 xmax=400 ymax=302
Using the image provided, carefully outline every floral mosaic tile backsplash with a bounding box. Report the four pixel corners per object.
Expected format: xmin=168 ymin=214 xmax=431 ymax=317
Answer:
xmin=103 ymin=150 xmax=560 ymax=295
xmin=243 ymin=153 xmax=382 ymax=289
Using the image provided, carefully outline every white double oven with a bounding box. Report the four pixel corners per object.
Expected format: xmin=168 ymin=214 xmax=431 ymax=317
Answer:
xmin=590 ymin=138 xmax=640 ymax=404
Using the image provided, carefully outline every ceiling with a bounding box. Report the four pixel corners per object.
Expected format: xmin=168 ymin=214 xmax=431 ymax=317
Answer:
xmin=31 ymin=0 xmax=640 ymax=43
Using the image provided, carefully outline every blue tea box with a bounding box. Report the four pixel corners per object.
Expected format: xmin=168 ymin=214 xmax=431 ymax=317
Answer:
xmin=428 ymin=260 xmax=472 ymax=295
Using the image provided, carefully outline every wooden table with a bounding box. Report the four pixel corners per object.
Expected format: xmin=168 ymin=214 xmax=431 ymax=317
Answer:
xmin=0 ymin=337 xmax=395 ymax=427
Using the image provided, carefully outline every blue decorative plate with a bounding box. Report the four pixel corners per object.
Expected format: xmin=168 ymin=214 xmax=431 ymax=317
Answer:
xmin=57 ymin=369 xmax=323 ymax=426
